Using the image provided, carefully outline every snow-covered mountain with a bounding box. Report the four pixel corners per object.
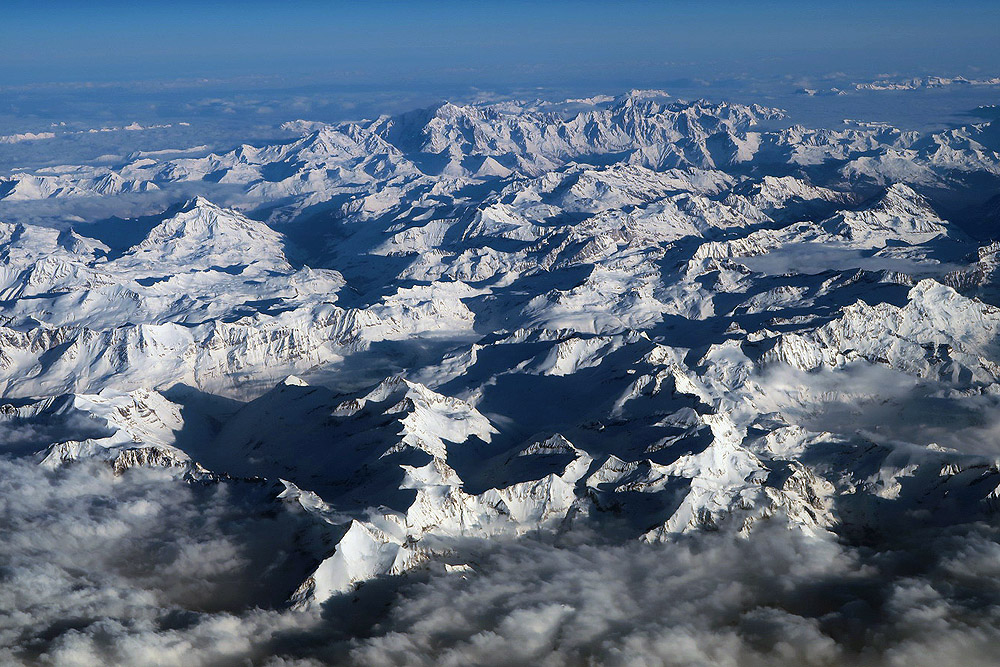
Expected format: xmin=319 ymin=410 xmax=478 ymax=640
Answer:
xmin=3 ymin=91 xmax=1000 ymax=661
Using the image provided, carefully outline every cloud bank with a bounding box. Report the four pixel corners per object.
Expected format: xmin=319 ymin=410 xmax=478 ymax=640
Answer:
xmin=2 ymin=454 xmax=1000 ymax=666
xmin=347 ymin=522 xmax=1000 ymax=667
xmin=0 ymin=457 xmax=323 ymax=666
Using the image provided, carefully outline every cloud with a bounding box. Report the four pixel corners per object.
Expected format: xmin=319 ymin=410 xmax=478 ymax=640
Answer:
xmin=345 ymin=520 xmax=1000 ymax=667
xmin=0 ymin=456 xmax=325 ymax=666
xmin=2 ymin=450 xmax=1000 ymax=666
xmin=345 ymin=527 xmax=850 ymax=666
xmin=754 ymin=362 xmax=1000 ymax=457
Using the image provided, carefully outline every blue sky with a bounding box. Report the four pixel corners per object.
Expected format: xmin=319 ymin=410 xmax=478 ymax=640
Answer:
xmin=2 ymin=1 xmax=998 ymax=88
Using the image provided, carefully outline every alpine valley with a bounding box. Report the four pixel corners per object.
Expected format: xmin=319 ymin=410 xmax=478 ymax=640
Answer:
xmin=5 ymin=90 xmax=1000 ymax=665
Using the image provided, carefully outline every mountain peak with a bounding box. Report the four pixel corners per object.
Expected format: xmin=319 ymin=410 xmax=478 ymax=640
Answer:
xmin=179 ymin=195 xmax=217 ymax=211
xmin=877 ymin=183 xmax=932 ymax=212
xmin=612 ymin=89 xmax=671 ymax=108
xmin=115 ymin=198 xmax=290 ymax=273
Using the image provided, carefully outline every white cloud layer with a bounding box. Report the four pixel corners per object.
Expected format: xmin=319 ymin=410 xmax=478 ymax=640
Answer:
xmin=4 ymin=455 xmax=998 ymax=667
xmin=347 ymin=523 xmax=1000 ymax=667
xmin=0 ymin=457 xmax=324 ymax=666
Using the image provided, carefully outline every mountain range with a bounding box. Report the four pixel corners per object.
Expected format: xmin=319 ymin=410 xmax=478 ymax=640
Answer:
xmin=3 ymin=91 xmax=1000 ymax=661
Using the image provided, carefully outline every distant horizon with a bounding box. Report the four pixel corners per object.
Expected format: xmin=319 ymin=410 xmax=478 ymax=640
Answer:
xmin=3 ymin=0 xmax=999 ymax=88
